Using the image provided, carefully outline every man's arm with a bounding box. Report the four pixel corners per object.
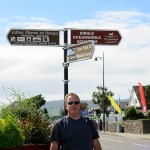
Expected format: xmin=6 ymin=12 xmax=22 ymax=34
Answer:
xmin=50 ymin=141 xmax=59 ymax=150
xmin=93 ymin=138 xmax=102 ymax=150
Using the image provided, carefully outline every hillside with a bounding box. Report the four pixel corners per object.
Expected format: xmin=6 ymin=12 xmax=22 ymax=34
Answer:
xmin=42 ymin=100 xmax=98 ymax=116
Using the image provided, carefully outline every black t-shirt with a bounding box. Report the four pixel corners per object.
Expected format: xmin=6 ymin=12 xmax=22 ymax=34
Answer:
xmin=50 ymin=116 xmax=99 ymax=150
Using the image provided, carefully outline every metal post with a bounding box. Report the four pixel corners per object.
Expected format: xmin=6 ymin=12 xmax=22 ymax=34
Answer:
xmin=63 ymin=29 xmax=68 ymax=115
xmin=95 ymin=52 xmax=105 ymax=132
xmin=102 ymin=52 xmax=105 ymax=132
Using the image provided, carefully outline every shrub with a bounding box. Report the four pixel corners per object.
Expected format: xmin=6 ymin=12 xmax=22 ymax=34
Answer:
xmin=136 ymin=110 xmax=144 ymax=119
xmin=125 ymin=106 xmax=137 ymax=120
xmin=148 ymin=111 xmax=150 ymax=119
xmin=0 ymin=116 xmax=24 ymax=148
xmin=125 ymin=106 xmax=145 ymax=120
xmin=20 ymin=109 xmax=52 ymax=144
xmin=0 ymin=91 xmax=53 ymax=144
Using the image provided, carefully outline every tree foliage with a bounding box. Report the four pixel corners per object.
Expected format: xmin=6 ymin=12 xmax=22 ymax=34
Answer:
xmin=144 ymin=84 xmax=150 ymax=109
xmin=29 ymin=94 xmax=46 ymax=108
xmin=92 ymin=86 xmax=114 ymax=113
xmin=59 ymin=107 xmax=65 ymax=117
xmin=125 ymin=106 xmax=144 ymax=120
xmin=125 ymin=106 xmax=137 ymax=120
xmin=0 ymin=91 xmax=52 ymax=144
xmin=80 ymin=102 xmax=88 ymax=110
xmin=0 ymin=116 xmax=24 ymax=148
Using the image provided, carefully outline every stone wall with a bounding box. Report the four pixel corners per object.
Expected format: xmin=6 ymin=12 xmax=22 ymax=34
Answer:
xmin=107 ymin=120 xmax=150 ymax=134
xmin=123 ymin=120 xmax=150 ymax=134
xmin=123 ymin=120 xmax=143 ymax=134
xmin=107 ymin=123 xmax=122 ymax=132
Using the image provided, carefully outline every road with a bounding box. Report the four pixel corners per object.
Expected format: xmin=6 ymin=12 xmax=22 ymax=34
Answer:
xmin=99 ymin=133 xmax=150 ymax=150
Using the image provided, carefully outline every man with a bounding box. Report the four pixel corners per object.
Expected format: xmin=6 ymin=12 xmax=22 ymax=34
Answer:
xmin=50 ymin=93 xmax=102 ymax=150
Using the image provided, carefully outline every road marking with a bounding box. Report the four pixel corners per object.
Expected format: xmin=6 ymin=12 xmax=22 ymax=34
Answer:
xmin=101 ymin=138 xmax=123 ymax=143
xmin=133 ymin=143 xmax=147 ymax=147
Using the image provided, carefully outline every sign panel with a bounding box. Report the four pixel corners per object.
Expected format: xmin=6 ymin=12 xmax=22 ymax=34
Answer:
xmin=70 ymin=29 xmax=121 ymax=45
xmin=7 ymin=29 xmax=60 ymax=46
xmin=67 ymin=41 xmax=95 ymax=63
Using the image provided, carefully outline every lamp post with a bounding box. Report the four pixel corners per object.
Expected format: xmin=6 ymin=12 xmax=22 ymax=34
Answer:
xmin=95 ymin=52 xmax=105 ymax=132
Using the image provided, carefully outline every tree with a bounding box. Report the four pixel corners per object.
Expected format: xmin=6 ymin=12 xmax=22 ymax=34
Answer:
xmin=92 ymin=86 xmax=114 ymax=113
xmin=95 ymin=109 xmax=101 ymax=116
xmin=59 ymin=107 xmax=65 ymax=117
xmin=80 ymin=102 xmax=88 ymax=110
xmin=144 ymin=84 xmax=150 ymax=109
xmin=29 ymin=94 xmax=46 ymax=108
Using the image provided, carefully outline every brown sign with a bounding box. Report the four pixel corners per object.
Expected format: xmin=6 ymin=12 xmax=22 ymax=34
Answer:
xmin=67 ymin=41 xmax=95 ymax=63
xmin=70 ymin=29 xmax=121 ymax=45
xmin=7 ymin=29 xmax=60 ymax=46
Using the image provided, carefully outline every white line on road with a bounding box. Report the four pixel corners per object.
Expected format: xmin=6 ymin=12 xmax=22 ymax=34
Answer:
xmin=133 ymin=143 xmax=147 ymax=147
xmin=101 ymin=138 xmax=123 ymax=143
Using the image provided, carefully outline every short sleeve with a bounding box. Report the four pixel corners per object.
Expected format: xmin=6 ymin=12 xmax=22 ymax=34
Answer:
xmin=50 ymin=119 xmax=62 ymax=145
xmin=89 ymin=119 xmax=99 ymax=139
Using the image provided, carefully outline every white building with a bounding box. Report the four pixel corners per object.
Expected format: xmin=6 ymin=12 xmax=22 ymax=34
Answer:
xmin=128 ymin=86 xmax=141 ymax=108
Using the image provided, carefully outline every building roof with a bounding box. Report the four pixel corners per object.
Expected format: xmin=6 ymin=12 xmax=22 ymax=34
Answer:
xmin=133 ymin=86 xmax=140 ymax=97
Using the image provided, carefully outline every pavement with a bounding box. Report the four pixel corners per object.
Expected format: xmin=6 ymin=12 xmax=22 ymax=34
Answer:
xmin=100 ymin=131 xmax=150 ymax=140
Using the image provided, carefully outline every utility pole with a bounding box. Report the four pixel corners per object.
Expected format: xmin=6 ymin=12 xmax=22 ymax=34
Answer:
xmin=95 ymin=52 xmax=105 ymax=132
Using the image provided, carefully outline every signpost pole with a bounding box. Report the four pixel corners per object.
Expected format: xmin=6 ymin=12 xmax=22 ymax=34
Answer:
xmin=63 ymin=28 xmax=69 ymax=115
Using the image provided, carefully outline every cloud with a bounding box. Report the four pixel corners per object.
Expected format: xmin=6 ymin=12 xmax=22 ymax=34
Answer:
xmin=30 ymin=17 xmax=52 ymax=22
xmin=0 ymin=10 xmax=150 ymax=103
xmin=14 ymin=16 xmax=26 ymax=21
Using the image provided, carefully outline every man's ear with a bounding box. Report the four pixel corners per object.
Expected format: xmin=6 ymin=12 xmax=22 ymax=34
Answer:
xmin=65 ymin=103 xmax=67 ymax=109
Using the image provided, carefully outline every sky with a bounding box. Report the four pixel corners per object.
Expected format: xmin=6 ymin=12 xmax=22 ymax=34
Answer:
xmin=0 ymin=0 xmax=150 ymax=103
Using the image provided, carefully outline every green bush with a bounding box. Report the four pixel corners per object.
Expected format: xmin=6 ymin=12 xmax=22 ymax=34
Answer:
xmin=0 ymin=116 xmax=24 ymax=148
xmin=125 ymin=106 xmax=145 ymax=120
xmin=0 ymin=91 xmax=53 ymax=144
xmin=148 ymin=111 xmax=150 ymax=119
xmin=20 ymin=110 xmax=52 ymax=144
xmin=136 ymin=110 xmax=144 ymax=119
xmin=125 ymin=106 xmax=137 ymax=120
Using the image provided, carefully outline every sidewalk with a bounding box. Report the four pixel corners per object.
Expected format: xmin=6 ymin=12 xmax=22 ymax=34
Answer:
xmin=100 ymin=131 xmax=150 ymax=140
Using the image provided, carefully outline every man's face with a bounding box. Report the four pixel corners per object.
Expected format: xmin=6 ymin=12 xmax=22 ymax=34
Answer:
xmin=65 ymin=94 xmax=81 ymax=114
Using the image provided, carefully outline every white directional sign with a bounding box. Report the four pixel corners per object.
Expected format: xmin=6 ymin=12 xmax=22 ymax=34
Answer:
xmin=67 ymin=41 xmax=95 ymax=63
xmin=7 ymin=29 xmax=60 ymax=46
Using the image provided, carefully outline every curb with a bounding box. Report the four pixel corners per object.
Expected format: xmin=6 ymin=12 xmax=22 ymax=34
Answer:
xmin=99 ymin=131 xmax=150 ymax=140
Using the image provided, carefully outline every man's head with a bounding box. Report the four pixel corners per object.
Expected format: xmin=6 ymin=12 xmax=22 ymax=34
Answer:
xmin=65 ymin=93 xmax=81 ymax=117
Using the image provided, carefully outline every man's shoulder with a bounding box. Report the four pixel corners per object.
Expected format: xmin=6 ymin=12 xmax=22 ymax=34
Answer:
xmin=55 ymin=117 xmax=64 ymax=123
xmin=82 ymin=116 xmax=93 ymax=122
xmin=55 ymin=116 xmax=68 ymax=125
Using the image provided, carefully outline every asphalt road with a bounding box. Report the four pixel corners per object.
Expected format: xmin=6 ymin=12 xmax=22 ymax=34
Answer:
xmin=99 ymin=133 xmax=150 ymax=150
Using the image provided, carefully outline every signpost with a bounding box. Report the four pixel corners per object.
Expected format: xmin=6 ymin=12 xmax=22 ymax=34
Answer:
xmin=7 ymin=29 xmax=60 ymax=46
xmin=70 ymin=29 xmax=121 ymax=45
xmin=7 ymin=28 xmax=122 ymax=117
xmin=67 ymin=41 xmax=95 ymax=63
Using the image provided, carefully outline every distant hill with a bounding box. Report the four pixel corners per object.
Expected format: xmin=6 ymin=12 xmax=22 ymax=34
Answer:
xmin=42 ymin=100 xmax=98 ymax=116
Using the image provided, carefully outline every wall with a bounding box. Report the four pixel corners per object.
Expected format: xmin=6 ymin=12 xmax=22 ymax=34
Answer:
xmin=107 ymin=120 xmax=150 ymax=134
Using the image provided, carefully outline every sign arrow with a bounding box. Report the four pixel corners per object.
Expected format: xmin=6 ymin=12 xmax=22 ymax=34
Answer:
xmin=7 ymin=29 xmax=60 ymax=46
xmin=67 ymin=41 xmax=95 ymax=63
xmin=70 ymin=29 xmax=122 ymax=45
